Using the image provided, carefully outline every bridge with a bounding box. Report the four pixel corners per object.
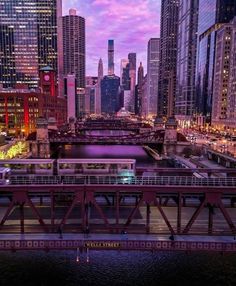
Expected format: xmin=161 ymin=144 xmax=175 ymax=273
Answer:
xmin=49 ymin=130 xmax=164 ymax=145
xmin=0 ymin=171 xmax=235 ymax=252
xmin=0 ymin=233 xmax=235 ymax=253
xmin=206 ymin=148 xmax=236 ymax=168
xmin=75 ymin=118 xmax=152 ymax=132
xmin=0 ymin=173 xmax=236 ymax=238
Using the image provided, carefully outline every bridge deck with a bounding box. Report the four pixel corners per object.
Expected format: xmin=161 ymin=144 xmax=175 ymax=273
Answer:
xmin=0 ymin=233 xmax=235 ymax=252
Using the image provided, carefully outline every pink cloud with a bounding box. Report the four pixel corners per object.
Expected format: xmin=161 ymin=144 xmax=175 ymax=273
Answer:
xmin=62 ymin=0 xmax=160 ymax=76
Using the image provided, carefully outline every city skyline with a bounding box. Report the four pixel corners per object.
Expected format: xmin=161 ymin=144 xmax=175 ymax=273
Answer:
xmin=62 ymin=0 xmax=160 ymax=76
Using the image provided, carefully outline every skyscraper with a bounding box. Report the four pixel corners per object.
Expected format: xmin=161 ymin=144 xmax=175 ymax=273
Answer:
xmin=63 ymin=9 xmax=85 ymax=88
xmin=85 ymin=76 xmax=98 ymax=115
xmin=196 ymin=0 xmax=236 ymax=124
xmin=0 ymin=0 xmax=63 ymax=88
xmin=120 ymin=60 xmax=130 ymax=91
xmin=120 ymin=59 xmax=130 ymax=112
xmin=101 ymin=75 xmax=120 ymax=114
xmin=136 ymin=62 xmax=144 ymax=116
xmin=212 ymin=17 xmax=236 ymax=132
xmin=96 ymin=58 xmax=103 ymax=114
xmin=175 ymin=0 xmax=199 ymax=126
xmin=108 ymin=40 xmax=114 ymax=75
xmin=158 ymin=0 xmax=179 ymax=118
xmin=128 ymin=53 xmax=136 ymax=113
xmin=120 ymin=59 xmax=129 ymax=81
xmin=147 ymin=38 xmax=160 ymax=118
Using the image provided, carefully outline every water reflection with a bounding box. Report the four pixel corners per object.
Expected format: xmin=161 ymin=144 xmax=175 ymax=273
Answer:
xmin=59 ymin=145 xmax=170 ymax=167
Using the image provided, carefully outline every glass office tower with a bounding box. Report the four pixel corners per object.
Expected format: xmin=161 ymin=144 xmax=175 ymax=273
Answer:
xmin=175 ymin=0 xmax=199 ymax=125
xmin=0 ymin=0 xmax=62 ymax=88
xmin=158 ymin=0 xmax=179 ymax=118
xmin=196 ymin=0 xmax=236 ymax=123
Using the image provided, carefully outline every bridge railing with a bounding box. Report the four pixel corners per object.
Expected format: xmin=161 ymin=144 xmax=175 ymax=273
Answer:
xmin=7 ymin=175 xmax=236 ymax=187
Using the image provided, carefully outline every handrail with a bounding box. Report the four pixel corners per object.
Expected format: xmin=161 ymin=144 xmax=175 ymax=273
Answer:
xmin=7 ymin=175 xmax=236 ymax=187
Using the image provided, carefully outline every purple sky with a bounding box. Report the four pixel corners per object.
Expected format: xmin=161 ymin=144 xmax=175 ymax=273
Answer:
xmin=62 ymin=0 xmax=160 ymax=77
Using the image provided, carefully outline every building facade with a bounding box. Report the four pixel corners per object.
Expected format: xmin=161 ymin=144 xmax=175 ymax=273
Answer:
xmin=0 ymin=68 xmax=67 ymax=135
xmin=128 ymin=53 xmax=136 ymax=113
xmin=196 ymin=0 xmax=236 ymax=125
xmin=108 ymin=40 xmax=114 ymax=75
xmin=85 ymin=76 xmax=98 ymax=115
xmin=147 ymin=38 xmax=160 ymax=118
xmin=175 ymin=0 xmax=199 ymax=126
xmin=101 ymin=75 xmax=120 ymax=114
xmin=0 ymin=0 xmax=63 ymax=88
xmin=212 ymin=17 xmax=236 ymax=132
xmin=95 ymin=58 xmax=103 ymax=115
xmin=135 ymin=62 xmax=144 ymax=116
xmin=64 ymin=74 xmax=76 ymax=120
xmin=158 ymin=0 xmax=179 ymax=118
xmin=63 ymin=9 xmax=85 ymax=88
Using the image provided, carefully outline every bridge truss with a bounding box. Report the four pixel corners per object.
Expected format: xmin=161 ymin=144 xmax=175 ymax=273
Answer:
xmin=0 ymin=175 xmax=236 ymax=236
xmin=49 ymin=130 xmax=164 ymax=144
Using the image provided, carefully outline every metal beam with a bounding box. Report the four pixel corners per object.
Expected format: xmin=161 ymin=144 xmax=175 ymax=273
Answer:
xmin=183 ymin=198 xmax=206 ymax=234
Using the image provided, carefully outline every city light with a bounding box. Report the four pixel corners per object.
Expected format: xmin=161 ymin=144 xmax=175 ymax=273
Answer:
xmin=0 ymin=141 xmax=27 ymax=159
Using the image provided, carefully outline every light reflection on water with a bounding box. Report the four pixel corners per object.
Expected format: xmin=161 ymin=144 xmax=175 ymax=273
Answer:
xmin=0 ymin=250 xmax=235 ymax=286
xmin=59 ymin=145 xmax=170 ymax=167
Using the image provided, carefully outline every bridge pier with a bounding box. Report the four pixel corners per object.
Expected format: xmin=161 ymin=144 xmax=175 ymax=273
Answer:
xmin=30 ymin=117 xmax=50 ymax=158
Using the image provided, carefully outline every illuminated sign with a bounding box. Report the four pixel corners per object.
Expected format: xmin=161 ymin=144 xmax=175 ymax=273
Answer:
xmin=84 ymin=242 xmax=120 ymax=248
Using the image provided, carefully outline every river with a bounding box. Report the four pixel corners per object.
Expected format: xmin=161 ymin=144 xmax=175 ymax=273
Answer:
xmin=0 ymin=250 xmax=235 ymax=285
xmin=58 ymin=145 xmax=172 ymax=167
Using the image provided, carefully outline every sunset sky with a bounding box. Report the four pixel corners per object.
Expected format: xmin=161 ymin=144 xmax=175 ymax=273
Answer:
xmin=62 ymin=0 xmax=160 ymax=76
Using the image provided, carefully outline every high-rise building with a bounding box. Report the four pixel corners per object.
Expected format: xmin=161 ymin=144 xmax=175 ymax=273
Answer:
xmin=96 ymin=58 xmax=103 ymax=115
xmin=108 ymin=40 xmax=114 ymax=75
xmin=120 ymin=59 xmax=130 ymax=111
xmin=63 ymin=9 xmax=85 ymax=88
xmin=175 ymin=0 xmax=199 ymax=126
xmin=120 ymin=59 xmax=129 ymax=80
xmin=120 ymin=61 xmax=130 ymax=91
xmin=0 ymin=0 xmax=63 ymax=88
xmin=101 ymin=75 xmax=120 ymax=114
xmin=141 ymin=74 xmax=148 ymax=118
xmin=212 ymin=17 xmax=236 ymax=132
xmin=128 ymin=53 xmax=136 ymax=113
xmin=158 ymin=0 xmax=179 ymax=118
xmin=135 ymin=62 xmax=144 ymax=116
xmin=147 ymin=38 xmax=160 ymax=118
xmin=196 ymin=0 xmax=236 ymax=125
xmin=65 ymin=74 xmax=76 ymax=120
xmin=85 ymin=76 xmax=98 ymax=115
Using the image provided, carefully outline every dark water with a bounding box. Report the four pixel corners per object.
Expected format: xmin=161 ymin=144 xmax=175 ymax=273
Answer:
xmin=0 ymin=250 xmax=235 ymax=286
xmin=59 ymin=145 xmax=171 ymax=167
xmin=29 ymin=143 xmax=235 ymax=284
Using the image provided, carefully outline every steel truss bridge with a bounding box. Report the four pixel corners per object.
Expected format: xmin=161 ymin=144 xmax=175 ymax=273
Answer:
xmin=0 ymin=170 xmax=236 ymax=252
xmin=1 ymin=173 xmax=236 ymax=237
xmin=49 ymin=130 xmax=164 ymax=144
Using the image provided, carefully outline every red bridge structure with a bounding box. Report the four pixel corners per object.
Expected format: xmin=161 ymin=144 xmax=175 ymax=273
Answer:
xmin=0 ymin=169 xmax=236 ymax=252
